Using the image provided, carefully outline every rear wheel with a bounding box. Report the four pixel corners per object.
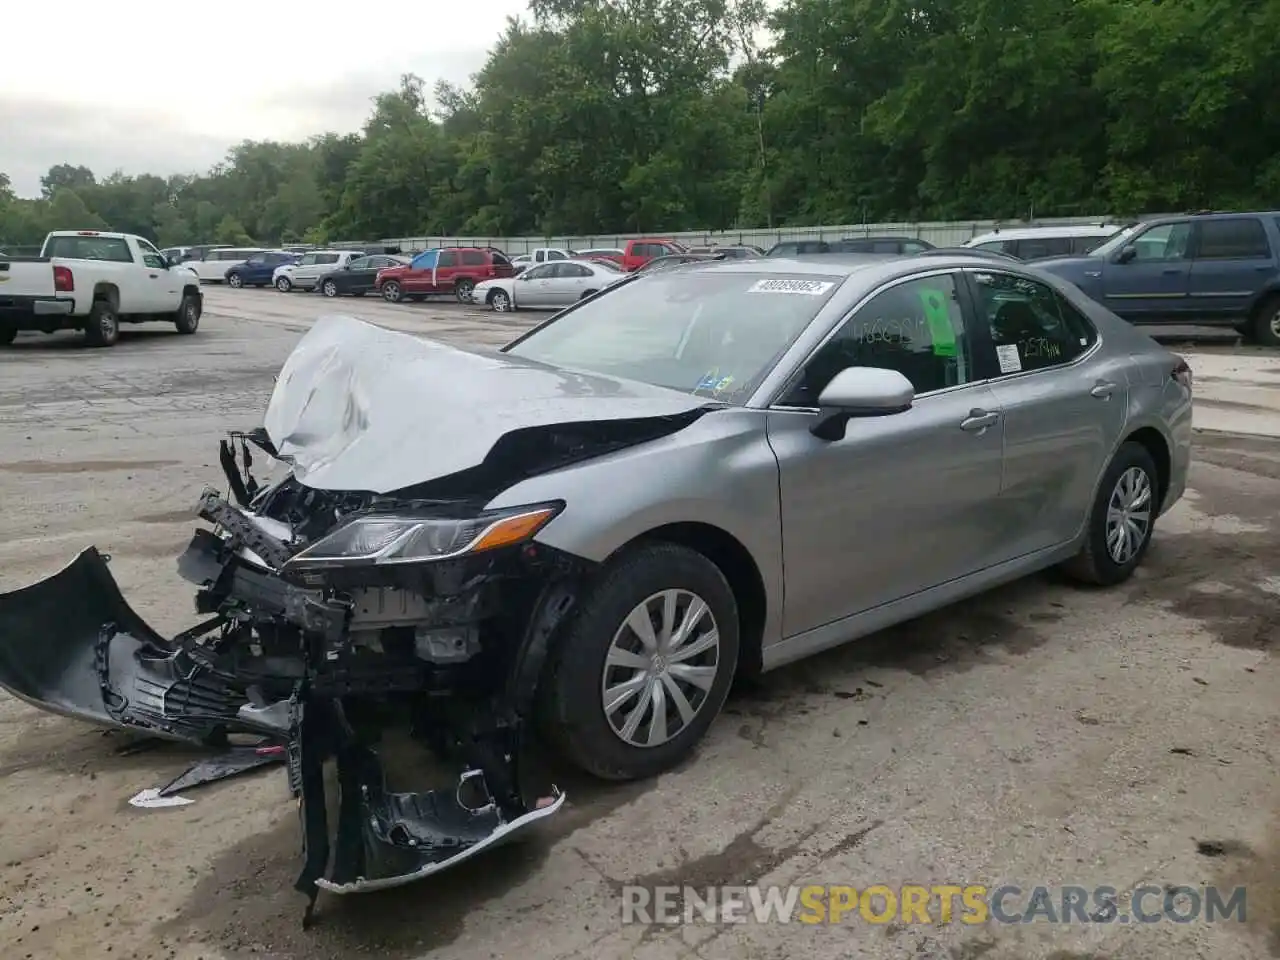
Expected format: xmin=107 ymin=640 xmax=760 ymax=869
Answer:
xmin=540 ymin=543 xmax=739 ymax=781
xmin=1249 ymin=294 xmax=1280 ymax=347
xmin=227 ymin=273 xmax=243 ymax=289
xmin=174 ymin=294 xmax=201 ymax=334
xmin=1060 ymin=441 xmax=1159 ymax=586
xmin=455 ymin=279 xmax=476 ymax=302
xmin=275 ymin=276 xmax=293 ymax=293
xmin=84 ymin=300 xmax=120 ymax=348
xmin=381 ymin=281 xmax=402 ymax=303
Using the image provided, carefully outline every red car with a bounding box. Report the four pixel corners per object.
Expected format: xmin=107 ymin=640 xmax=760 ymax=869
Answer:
xmin=375 ymin=246 xmax=514 ymax=303
xmin=620 ymin=238 xmax=686 ymax=272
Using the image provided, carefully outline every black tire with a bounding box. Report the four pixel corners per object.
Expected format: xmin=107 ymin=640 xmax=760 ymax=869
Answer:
xmin=580 ymin=288 xmax=598 ymax=299
xmin=275 ymin=276 xmax=293 ymax=293
xmin=226 ymin=272 xmax=243 ymax=289
xmin=1248 ymin=294 xmax=1280 ymax=347
xmin=381 ymin=281 xmax=402 ymax=303
xmin=174 ymin=293 xmax=201 ymax=334
xmin=489 ymin=288 xmax=512 ymax=312
xmin=84 ymin=300 xmax=120 ymax=348
xmin=321 ymin=279 xmax=339 ymax=297
xmin=541 ymin=542 xmax=739 ymax=781
xmin=1060 ymin=441 xmax=1160 ymax=586
xmin=455 ymin=278 xmax=476 ymax=303
xmin=0 ymin=326 xmax=16 ymax=346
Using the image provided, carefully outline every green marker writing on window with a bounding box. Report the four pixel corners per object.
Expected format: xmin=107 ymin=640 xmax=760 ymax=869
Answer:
xmin=919 ymin=289 xmax=957 ymax=357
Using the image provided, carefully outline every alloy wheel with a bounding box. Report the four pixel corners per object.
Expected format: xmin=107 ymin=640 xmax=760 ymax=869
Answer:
xmin=600 ymin=589 xmax=721 ymax=748
xmin=323 ymin=280 xmax=338 ymax=297
xmin=228 ymin=274 xmax=242 ymax=288
xmin=492 ymin=290 xmax=510 ymax=312
xmin=1106 ymin=466 xmax=1152 ymax=564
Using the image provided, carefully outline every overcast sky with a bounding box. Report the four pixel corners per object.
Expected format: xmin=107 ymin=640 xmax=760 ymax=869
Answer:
xmin=0 ymin=1 xmax=532 ymax=197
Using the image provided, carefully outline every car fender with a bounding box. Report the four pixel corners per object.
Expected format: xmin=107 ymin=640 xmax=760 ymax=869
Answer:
xmin=1244 ymin=276 xmax=1280 ymax=313
xmin=484 ymin=408 xmax=786 ymax=647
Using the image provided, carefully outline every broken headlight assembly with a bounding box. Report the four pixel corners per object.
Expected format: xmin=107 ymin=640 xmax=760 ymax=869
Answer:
xmin=281 ymin=501 xmax=564 ymax=570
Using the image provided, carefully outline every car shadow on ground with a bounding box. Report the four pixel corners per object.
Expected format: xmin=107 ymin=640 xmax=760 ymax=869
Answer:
xmin=2 ymin=329 xmax=183 ymax=352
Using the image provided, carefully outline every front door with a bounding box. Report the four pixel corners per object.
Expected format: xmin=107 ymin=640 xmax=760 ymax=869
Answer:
xmin=517 ymin=264 xmax=556 ymax=307
xmin=963 ymin=268 xmax=1130 ymax=558
xmin=767 ymin=271 xmax=1006 ymax=637
xmin=1100 ymin=219 xmax=1192 ymax=322
xmin=137 ymin=238 xmax=180 ymax=311
xmin=1186 ymin=216 xmax=1276 ymax=322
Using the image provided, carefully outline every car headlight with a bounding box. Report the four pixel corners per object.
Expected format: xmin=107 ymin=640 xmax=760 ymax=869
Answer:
xmin=282 ymin=502 xmax=562 ymax=570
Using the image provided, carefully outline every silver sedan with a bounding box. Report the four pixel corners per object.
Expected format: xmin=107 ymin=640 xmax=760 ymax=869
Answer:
xmin=471 ymin=258 xmax=625 ymax=312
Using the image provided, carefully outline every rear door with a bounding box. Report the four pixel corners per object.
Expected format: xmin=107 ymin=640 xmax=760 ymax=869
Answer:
xmin=1099 ymin=219 xmax=1193 ymax=321
xmin=962 ymin=268 xmax=1128 ymax=559
xmin=1186 ymin=216 xmax=1275 ymax=321
xmin=546 ymin=261 xmax=593 ymax=305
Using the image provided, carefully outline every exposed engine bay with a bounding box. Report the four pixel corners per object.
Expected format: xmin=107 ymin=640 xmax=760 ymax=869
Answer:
xmin=0 ymin=316 xmax=719 ymax=918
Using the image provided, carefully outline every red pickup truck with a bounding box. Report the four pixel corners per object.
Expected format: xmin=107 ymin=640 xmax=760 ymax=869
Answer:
xmin=620 ymin=238 xmax=686 ymax=272
xmin=375 ymin=246 xmax=513 ymax=303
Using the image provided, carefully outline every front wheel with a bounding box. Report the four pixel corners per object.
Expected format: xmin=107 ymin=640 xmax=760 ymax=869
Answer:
xmin=275 ymin=276 xmax=293 ymax=293
xmin=489 ymin=289 xmax=511 ymax=312
xmin=540 ymin=543 xmax=739 ymax=781
xmin=174 ymin=294 xmax=201 ymax=334
xmin=1060 ymin=441 xmax=1159 ymax=586
xmin=321 ymin=279 xmax=339 ymax=297
xmin=227 ymin=273 xmax=243 ymax=289
xmin=381 ymin=281 xmax=402 ymax=303
xmin=455 ymin=279 xmax=476 ymax=303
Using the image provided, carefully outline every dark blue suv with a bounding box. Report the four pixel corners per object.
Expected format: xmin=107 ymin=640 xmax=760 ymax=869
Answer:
xmin=225 ymin=250 xmax=299 ymax=288
xmin=1035 ymin=211 xmax=1280 ymax=346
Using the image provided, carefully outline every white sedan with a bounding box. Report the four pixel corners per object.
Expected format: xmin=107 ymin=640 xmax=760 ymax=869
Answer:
xmin=470 ymin=259 xmax=625 ymax=312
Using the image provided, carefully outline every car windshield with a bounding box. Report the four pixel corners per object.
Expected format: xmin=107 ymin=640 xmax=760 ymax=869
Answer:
xmin=503 ymin=271 xmax=840 ymax=403
xmin=1083 ymin=227 xmax=1136 ymax=258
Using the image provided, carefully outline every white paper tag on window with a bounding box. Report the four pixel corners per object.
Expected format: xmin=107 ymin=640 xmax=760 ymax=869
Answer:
xmin=746 ymin=278 xmax=834 ymax=296
xmin=996 ymin=344 xmax=1022 ymax=373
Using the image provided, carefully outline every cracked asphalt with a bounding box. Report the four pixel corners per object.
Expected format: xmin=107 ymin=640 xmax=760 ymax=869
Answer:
xmin=0 ymin=287 xmax=1276 ymax=960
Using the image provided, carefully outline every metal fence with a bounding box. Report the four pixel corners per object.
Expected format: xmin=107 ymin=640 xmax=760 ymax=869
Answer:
xmin=374 ymin=215 xmax=1124 ymax=255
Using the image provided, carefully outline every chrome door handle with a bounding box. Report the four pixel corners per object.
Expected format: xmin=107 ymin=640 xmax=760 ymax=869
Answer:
xmin=1090 ymin=380 xmax=1117 ymax=399
xmin=960 ymin=409 xmax=1000 ymax=432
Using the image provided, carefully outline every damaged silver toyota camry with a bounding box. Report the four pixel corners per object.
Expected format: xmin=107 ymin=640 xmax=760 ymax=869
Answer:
xmin=0 ymin=253 xmax=1192 ymax=915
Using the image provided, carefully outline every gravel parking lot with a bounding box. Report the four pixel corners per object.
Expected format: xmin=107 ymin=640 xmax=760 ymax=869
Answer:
xmin=1 ymin=287 xmax=1277 ymax=960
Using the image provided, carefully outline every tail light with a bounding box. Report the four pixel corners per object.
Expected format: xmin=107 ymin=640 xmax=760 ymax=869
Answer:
xmin=53 ymin=265 xmax=74 ymax=292
xmin=1171 ymin=356 xmax=1192 ymax=391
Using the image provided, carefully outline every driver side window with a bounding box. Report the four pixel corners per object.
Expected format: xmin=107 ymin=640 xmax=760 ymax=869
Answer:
xmin=1128 ymin=222 xmax=1191 ymax=261
xmin=782 ymin=274 xmax=972 ymax=406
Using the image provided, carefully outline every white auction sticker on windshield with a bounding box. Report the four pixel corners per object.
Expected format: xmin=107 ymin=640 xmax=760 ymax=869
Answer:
xmin=747 ymin=278 xmax=834 ymax=296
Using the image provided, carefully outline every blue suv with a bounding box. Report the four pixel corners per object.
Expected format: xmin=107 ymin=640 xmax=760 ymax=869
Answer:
xmin=1035 ymin=211 xmax=1280 ymax=346
xmin=225 ymin=251 xmax=299 ymax=288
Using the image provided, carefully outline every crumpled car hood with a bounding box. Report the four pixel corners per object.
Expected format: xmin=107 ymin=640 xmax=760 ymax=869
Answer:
xmin=263 ymin=315 xmax=718 ymax=495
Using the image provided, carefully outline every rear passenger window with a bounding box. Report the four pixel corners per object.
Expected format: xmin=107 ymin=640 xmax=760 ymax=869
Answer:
xmin=1015 ymin=237 xmax=1073 ymax=259
xmin=971 ymin=272 xmax=1096 ymax=374
xmin=784 ymin=274 xmax=972 ymax=404
xmin=1195 ymin=218 xmax=1270 ymax=259
xmin=460 ymin=250 xmax=486 ymax=266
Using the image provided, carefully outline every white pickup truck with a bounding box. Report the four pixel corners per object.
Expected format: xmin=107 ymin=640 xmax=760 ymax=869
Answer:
xmin=0 ymin=230 xmax=203 ymax=347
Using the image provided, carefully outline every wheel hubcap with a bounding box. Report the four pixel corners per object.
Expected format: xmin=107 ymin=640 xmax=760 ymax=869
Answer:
xmin=324 ymin=282 xmax=335 ymax=296
xmin=494 ymin=293 xmax=508 ymax=311
xmin=601 ymin=589 xmax=720 ymax=748
xmin=1106 ymin=466 xmax=1152 ymax=564
xmin=230 ymin=276 xmax=240 ymax=287
xmin=1269 ymin=309 xmax=1280 ymax=338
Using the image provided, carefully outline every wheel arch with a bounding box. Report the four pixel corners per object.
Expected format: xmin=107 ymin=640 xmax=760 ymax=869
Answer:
xmin=1123 ymin=425 xmax=1171 ymax=510
xmin=92 ymin=282 xmax=119 ymax=310
xmin=609 ymin=521 xmax=767 ymax=677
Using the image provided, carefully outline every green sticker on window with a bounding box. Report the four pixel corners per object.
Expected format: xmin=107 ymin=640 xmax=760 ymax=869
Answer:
xmin=919 ymin=288 xmax=957 ymax=357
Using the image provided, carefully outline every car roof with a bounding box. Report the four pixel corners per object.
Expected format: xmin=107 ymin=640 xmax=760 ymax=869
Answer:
xmin=1141 ymin=210 xmax=1280 ymax=226
xmin=968 ymin=225 xmax=1123 ymax=242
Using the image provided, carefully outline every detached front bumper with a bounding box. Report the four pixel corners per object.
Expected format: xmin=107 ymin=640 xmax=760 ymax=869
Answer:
xmin=0 ymin=489 xmax=579 ymax=910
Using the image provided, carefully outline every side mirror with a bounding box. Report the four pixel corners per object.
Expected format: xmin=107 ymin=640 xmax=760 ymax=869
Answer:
xmin=1114 ymin=244 xmax=1138 ymax=264
xmin=810 ymin=367 xmax=914 ymax=440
